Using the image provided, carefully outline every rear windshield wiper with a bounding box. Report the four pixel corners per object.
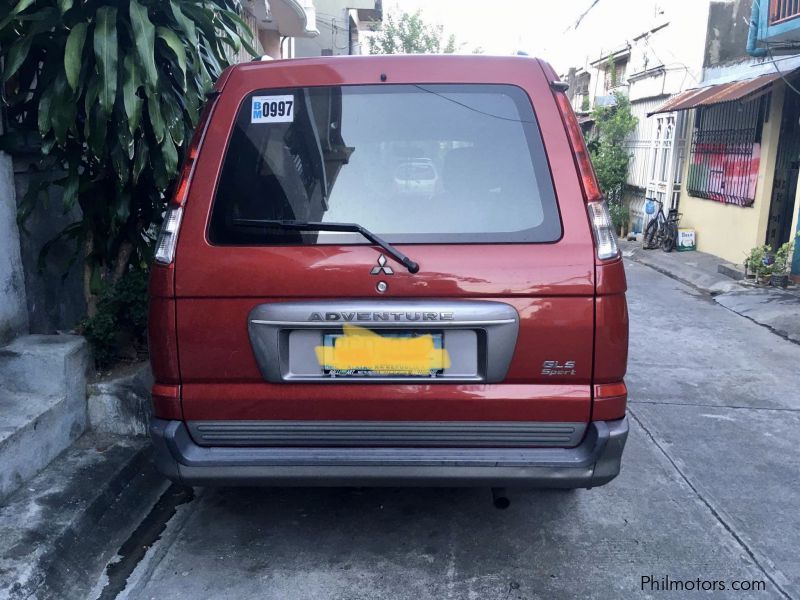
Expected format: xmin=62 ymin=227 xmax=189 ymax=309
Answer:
xmin=232 ymin=219 xmax=420 ymax=274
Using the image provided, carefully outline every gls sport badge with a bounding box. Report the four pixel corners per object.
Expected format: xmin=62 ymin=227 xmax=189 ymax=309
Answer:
xmin=541 ymin=360 xmax=577 ymax=376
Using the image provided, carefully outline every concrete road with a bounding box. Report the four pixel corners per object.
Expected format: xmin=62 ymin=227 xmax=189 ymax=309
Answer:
xmin=104 ymin=261 xmax=800 ymax=600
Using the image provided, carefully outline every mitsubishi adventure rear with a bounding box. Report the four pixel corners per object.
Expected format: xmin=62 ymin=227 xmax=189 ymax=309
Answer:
xmin=148 ymin=55 xmax=629 ymax=488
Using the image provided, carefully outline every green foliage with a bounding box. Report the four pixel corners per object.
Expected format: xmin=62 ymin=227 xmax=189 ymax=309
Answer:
xmin=745 ymin=234 xmax=798 ymax=282
xmin=0 ymin=0 xmax=254 ymax=314
xmin=81 ymin=268 xmax=149 ymax=368
xmin=744 ymin=244 xmax=771 ymax=282
xmin=772 ymin=233 xmax=798 ymax=274
xmin=606 ymin=56 xmax=617 ymax=88
xmin=587 ymin=92 xmax=638 ymax=198
xmin=608 ymin=201 xmax=630 ymax=233
xmin=368 ymin=9 xmax=457 ymax=54
xmin=580 ymin=95 xmax=590 ymax=113
xmin=586 ymin=92 xmax=637 ymax=233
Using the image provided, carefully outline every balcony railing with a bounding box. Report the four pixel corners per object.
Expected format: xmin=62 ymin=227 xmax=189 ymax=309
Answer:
xmin=770 ymin=0 xmax=800 ymax=24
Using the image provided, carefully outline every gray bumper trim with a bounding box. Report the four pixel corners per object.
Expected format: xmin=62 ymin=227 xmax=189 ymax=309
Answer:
xmin=186 ymin=420 xmax=588 ymax=448
xmin=150 ymin=417 xmax=628 ymax=488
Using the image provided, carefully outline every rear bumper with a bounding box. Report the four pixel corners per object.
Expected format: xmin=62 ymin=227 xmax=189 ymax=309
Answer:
xmin=149 ymin=417 xmax=628 ymax=488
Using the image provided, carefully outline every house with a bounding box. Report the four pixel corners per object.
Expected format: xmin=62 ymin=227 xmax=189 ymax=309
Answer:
xmin=294 ymin=0 xmax=383 ymax=57
xmin=562 ymin=0 xmax=800 ymax=278
xmin=650 ymin=0 xmax=800 ymax=276
xmin=560 ymin=0 xmax=711 ymax=235
xmin=238 ymin=0 xmax=382 ymax=60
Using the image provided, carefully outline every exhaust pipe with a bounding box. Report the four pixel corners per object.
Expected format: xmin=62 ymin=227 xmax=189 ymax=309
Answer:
xmin=491 ymin=487 xmax=510 ymax=509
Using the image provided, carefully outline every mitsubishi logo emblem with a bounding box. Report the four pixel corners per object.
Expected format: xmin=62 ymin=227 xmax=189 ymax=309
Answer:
xmin=370 ymin=254 xmax=394 ymax=275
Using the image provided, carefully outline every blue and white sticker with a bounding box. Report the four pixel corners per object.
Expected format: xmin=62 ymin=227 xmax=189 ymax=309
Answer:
xmin=251 ymin=95 xmax=294 ymax=123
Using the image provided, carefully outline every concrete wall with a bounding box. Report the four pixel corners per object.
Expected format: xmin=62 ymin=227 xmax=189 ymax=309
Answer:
xmin=677 ymin=82 xmax=785 ymax=265
xmin=704 ymin=0 xmax=751 ymax=69
xmin=13 ymin=156 xmax=86 ymax=334
xmin=0 ymin=152 xmax=28 ymax=344
xmin=258 ymin=28 xmax=281 ymax=59
xmin=294 ymin=0 xmax=376 ymax=57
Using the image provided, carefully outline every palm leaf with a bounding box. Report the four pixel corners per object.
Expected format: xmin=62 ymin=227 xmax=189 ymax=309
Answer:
xmin=156 ymin=25 xmax=187 ymax=87
xmin=93 ymin=6 xmax=118 ymax=117
xmin=64 ymin=22 xmax=87 ymax=91
xmin=122 ymin=54 xmax=143 ymax=133
xmin=3 ymin=35 xmax=33 ymax=81
xmin=129 ymin=0 xmax=158 ymax=91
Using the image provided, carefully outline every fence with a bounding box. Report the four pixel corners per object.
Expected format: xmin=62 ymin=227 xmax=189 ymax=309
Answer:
xmin=624 ymin=97 xmax=664 ymax=189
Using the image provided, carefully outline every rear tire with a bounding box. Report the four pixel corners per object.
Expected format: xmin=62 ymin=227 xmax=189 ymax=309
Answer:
xmin=643 ymin=219 xmax=659 ymax=249
xmin=660 ymin=224 xmax=677 ymax=252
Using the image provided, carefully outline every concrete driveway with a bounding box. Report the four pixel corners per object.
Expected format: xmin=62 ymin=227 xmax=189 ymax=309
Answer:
xmin=103 ymin=261 xmax=799 ymax=600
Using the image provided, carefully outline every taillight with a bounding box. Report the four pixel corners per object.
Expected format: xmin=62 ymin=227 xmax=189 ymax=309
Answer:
xmin=552 ymin=87 xmax=619 ymax=260
xmin=154 ymin=204 xmax=184 ymax=264
xmin=153 ymin=95 xmax=217 ymax=266
xmin=587 ymin=200 xmax=619 ymax=260
xmin=553 ymin=90 xmax=603 ymax=203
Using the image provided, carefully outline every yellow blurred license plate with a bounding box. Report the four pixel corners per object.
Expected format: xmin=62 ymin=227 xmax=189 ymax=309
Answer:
xmin=316 ymin=324 xmax=450 ymax=377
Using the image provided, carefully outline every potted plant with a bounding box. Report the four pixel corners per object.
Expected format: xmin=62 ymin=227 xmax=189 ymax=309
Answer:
xmin=744 ymin=244 xmax=771 ymax=284
xmin=769 ymin=234 xmax=798 ymax=288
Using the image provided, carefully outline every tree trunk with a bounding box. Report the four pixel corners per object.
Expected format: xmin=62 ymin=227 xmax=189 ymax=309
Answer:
xmin=83 ymin=231 xmax=98 ymax=318
xmin=111 ymin=240 xmax=134 ymax=284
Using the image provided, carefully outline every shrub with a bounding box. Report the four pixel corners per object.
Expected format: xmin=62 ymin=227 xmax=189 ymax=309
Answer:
xmin=80 ymin=268 xmax=149 ymax=369
xmin=608 ymin=199 xmax=630 ymax=234
xmin=772 ymin=233 xmax=798 ymax=275
xmin=585 ymin=92 xmax=637 ymax=235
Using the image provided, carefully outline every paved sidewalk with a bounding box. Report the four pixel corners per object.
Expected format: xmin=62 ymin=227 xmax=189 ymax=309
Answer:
xmin=619 ymin=239 xmax=741 ymax=295
xmin=620 ymin=239 xmax=800 ymax=343
xmin=0 ymin=434 xmax=167 ymax=600
xmin=715 ymin=287 xmax=800 ymax=344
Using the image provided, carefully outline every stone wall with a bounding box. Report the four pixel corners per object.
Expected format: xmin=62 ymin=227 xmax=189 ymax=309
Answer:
xmin=0 ymin=151 xmax=28 ymax=344
xmin=704 ymin=0 xmax=751 ymax=69
xmin=13 ymin=155 xmax=85 ymax=334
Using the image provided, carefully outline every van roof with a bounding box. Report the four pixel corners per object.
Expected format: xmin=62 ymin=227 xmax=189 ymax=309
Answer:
xmin=215 ymin=54 xmax=554 ymax=94
xmin=237 ymin=54 xmax=546 ymax=69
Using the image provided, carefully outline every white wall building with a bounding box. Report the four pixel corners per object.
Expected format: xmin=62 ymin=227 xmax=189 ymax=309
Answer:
xmin=238 ymin=0 xmax=381 ymax=61
xmin=560 ymin=0 xmax=711 ymax=233
xmin=294 ymin=0 xmax=382 ymax=57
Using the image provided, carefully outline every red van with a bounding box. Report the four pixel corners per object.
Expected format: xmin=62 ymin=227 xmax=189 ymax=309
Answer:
xmin=148 ymin=55 xmax=629 ymax=489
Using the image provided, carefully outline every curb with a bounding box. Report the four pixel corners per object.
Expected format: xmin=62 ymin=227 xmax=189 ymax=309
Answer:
xmin=0 ymin=435 xmax=169 ymax=600
xmin=623 ymin=248 xmax=741 ymax=296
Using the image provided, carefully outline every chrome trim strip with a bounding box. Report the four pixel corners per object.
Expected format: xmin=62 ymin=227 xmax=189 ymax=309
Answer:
xmin=251 ymin=318 xmax=517 ymax=327
xmin=280 ymin=375 xmax=484 ymax=382
xmin=247 ymin=300 xmax=520 ymax=383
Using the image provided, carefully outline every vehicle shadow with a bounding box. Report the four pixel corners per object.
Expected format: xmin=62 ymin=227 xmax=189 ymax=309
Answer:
xmin=186 ymin=485 xmax=581 ymax=594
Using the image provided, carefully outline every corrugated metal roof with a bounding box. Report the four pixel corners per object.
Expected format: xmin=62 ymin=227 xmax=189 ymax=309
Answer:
xmin=647 ymin=71 xmax=784 ymax=116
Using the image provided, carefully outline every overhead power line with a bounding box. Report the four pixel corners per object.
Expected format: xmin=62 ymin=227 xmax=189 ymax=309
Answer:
xmin=566 ymin=0 xmax=602 ymax=33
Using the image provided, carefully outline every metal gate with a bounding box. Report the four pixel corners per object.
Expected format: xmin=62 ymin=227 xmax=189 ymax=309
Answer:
xmin=767 ymin=81 xmax=800 ymax=249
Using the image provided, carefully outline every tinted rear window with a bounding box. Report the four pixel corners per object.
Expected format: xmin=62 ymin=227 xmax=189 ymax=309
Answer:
xmin=209 ymin=84 xmax=560 ymax=245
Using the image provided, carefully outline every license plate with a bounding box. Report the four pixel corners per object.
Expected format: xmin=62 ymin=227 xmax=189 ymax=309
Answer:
xmin=319 ymin=329 xmax=446 ymax=377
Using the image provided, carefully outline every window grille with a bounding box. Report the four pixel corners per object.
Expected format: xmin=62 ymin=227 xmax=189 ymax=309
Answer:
xmin=770 ymin=0 xmax=800 ymax=24
xmin=686 ymin=96 xmax=766 ymax=207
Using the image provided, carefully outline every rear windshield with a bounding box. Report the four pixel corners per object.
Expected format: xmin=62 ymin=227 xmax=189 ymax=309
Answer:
xmin=209 ymin=84 xmax=561 ymax=245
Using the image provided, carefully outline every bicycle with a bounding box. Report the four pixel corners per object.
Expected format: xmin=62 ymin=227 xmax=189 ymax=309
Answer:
xmin=643 ymin=198 xmax=681 ymax=252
